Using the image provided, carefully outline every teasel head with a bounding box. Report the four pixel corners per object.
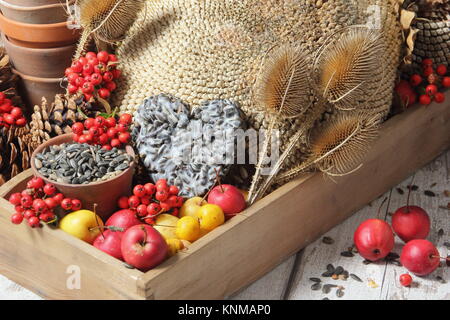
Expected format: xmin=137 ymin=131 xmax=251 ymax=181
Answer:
xmin=314 ymin=26 xmax=383 ymax=110
xmin=75 ymin=0 xmax=146 ymax=58
xmin=276 ymin=112 xmax=380 ymax=183
xmin=255 ymin=43 xmax=312 ymax=119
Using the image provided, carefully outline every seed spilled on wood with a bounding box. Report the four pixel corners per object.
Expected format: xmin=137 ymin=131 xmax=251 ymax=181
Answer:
xmin=309 ymin=277 xmax=321 ymax=283
xmin=341 ymin=251 xmax=354 ymax=258
xmin=350 ymin=273 xmax=363 ymax=282
xmin=407 ymin=185 xmax=419 ymax=191
xmin=438 ymin=229 xmax=444 ymax=237
xmin=424 ymin=190 xmax=436 ymax=197
xmin=334 ymin=266 xmax=344 ymax=275
xmin=322 ymin=284 xmax=337 ymax=294
xmin=429 ymin=182 xmax=437 ymax=188
xmin=336 ymin=287 xmax=345 ymax=298
xmin=326 ymin=264 xmax=335 ymax=273
xmin=311 ymin=282 xmax=322 ymax=291
xmin=396 ymin=188 xmax=404 ymax=195
xmin=322 ymin=236 xmax=335 ymax=245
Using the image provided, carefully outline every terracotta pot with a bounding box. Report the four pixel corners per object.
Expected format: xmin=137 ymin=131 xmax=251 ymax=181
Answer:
xmin=0 ymin=12 xmax=79 ymax=48
xmin=31 ymin=134 xmax=136 ymax=220
xmin=5 ymin=0 xmax=62 ymax=6
xmin=2 ymin=33 xmax=75 ymax=78
xmin=12 ymin=68 xmax=64 ymax=109
xmin=0 ymin=0 xmax=70 ymax=24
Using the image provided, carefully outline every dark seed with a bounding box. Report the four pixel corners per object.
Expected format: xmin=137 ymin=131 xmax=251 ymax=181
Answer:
xmin=341 ymin=251 xmax=354 ymax=257
xmin=322 ymin=284 xmax=337 ymax=294
xmin=424 ymin=190 xmax=436 ymax=197
xmin=407 ymin=185 xmax=419 ymax=191
xmin=311 ymin=282 xmax=322 ymax=291
xmin=430 ymin=182 xmax=437 ymax=188
xmin=326 ymin=264 xmax=335 ymax=273
xmin=350 ymin=274 xmax=363 ymax=282
xmin=309 ymin=277 xmax=321 ymax=283
xmin=124 ymin=263 xmax=135 ymax=269
xmin=436 ymin=276 xmax=447 ymax=284
xmin=322 ymin=271 xmax=334 ymax=277
xmin=334 ymin=266 xmax=344 ymax=275
xmin=438 ymin=229 xmax=444 ymax=237
xmin=322 ymin=297 xmax=329 ymax=300
xmin=363 ymin=259 xmax=372 ymax=265
xmin=387 ymin=252 xmax=400 ymax=260
xmin=336 ymin=288 xmax=345 ymax=298
xmin=396 ymin=188 xmax=404 ymax=195
xmin=322 ymin=236 xmax=335 ymax=245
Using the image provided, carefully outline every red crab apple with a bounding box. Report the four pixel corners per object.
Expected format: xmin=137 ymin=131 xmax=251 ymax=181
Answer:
xmin=121 ymin=224 xmax=168 ymax=271
xmin=392 ymin=205 xmax=430 ymax=243
xmin=354 ymin=219 xmax=394 ymax=261
xmin=105 ymin=209 xmax=141 ymax=231
xmin=207 ymin=184 xmax=246 ymax=218
xmin=93 ymin=230 xmax=124 ymax=260
xmin=400 ymin=239 xmax=440 ymax=276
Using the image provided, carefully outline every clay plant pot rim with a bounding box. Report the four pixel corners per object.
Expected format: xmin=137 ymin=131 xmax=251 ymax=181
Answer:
xmin=0 ymin=11 xmax=74 ymax=29
xmin=0 ymin=0 xmax=73 ymax=11
xmin=2 ymin=33 xmax=76 ymax=53
xmin=12 ymin=68 xmax=62 ymax=82
xmin=31 ymin=133 xmax=137 ymax=188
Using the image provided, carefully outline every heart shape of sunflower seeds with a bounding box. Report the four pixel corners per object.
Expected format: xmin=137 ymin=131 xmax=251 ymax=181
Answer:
xmin=132 ymin=94 xmax=245 ymax=197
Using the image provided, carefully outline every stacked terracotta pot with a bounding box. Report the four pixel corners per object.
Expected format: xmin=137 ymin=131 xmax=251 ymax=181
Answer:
xmin=0 ymin=0 xmax=79 ymax=109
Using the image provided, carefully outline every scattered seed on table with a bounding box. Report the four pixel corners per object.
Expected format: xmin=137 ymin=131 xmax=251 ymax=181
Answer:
xmin=341 ymin=251 xmax=354 ymax=258
xmin=436 ymin=276 xmax=447 ymax=284
xmin=322 ymin=284 xmax=337 ymax=294
xmin=309 ymin=277 xmax=321 ymax=283
xmin=322 ymin=271 xmax=333 ymax=277
xmin=331 ymin=274 xmax=339 ymax=280
xmin=322 ymin=297 xmax=329 ymax=300
xmin=336 ymin=288 xmax=345 ymax=298
xmin=334 ymin=266 xmax=344 ymax=275
xmin=311 ymin=282 xmax=322 ymax=291
xmin=326 ymin=264 xmax=335 ymax=273
xmin=338 ymin=275 xmax=347 ymax=281
xmin=407 ymin=185 xmax=419 ymax=191
xmin=124 ymin=263 xmax=135 ymax=269
xmin=438 ymin=229 xmax=444 ymax=237
xmin=350 ymin=273 xmax=363 ymax=282
xmin=424 ymin=190 xmax=436 ymax=197
xmin=396 ymin=188 xmax=404 ymax=195
xmin=322 ymin=236 xmax=335 ymax=245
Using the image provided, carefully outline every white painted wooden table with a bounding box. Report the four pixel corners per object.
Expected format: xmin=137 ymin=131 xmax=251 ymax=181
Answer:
xmin=1 ymin=151 xmax=449 ymax=300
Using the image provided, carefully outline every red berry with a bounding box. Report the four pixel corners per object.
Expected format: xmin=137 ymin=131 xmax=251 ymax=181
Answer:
xmin=144 ymin=217 xmax=155 ymax=225
xmin=156 ymin=183 xmax=169 ymax=193
xmin=175 ymin=196 xmax=184 ymax=208
xmin=112 ymin=69 xmax=121 ymax=79
xmin=144 ymin=183 xmax=156 ymax=195
xmin=167 ymin=195 xmax=178 ymax=207
xmin=419 ymin=94 xmax=431 ymax=105
xmin=422 ymin=58 xmax=433 ymax=67
xmin=116 ymin=123 xmax=128 ymax=133
xmin=28 ymin=216 xmax=40 ymax=228
xmin=72 ymin=122 xmax=84 ymax=135
xmin=119 ymin=113 xmax=132 ymax=125
xmin=171 ymin=208 xmax=179 ymax=217
xmin=98 ymin=133 xmax=109 ymax=145
xmin=24 ymin=209 xmax=36 ymax=220
xmin=399 ymin=274 xmax=412 ymax=287
xmin=67 ymin=72 xmax=79 ymax=84
xmin=103 ymin=72 xmax=114 ymax=82
xmin=85 ymin=52 xmax=97 ymax=60
xmin=128 ymin=195 xmax=140 ymax=208
xmin=147 ymin=203 xmax=161 ymax=216
xmin=434 ymin=92 xmax=445 ymax=103
xmin=102 ymin=144 xmax=112 ymax=150
xmin=78 ymin=135 xmax=87 ymax=144
xmin=107 ymin=127 xmax=118 ymax=138
xmin=61 ymin=198 xmax=73 ymax=210
xmin=105 ymin=117 xmax=116 ymax=128
xmin=28 ymin=177 xmax=44 ymax=189
xmin=95 ymin=116 xmax=106 ymax=127
xmin=43 ymin=183 xmax=56 ymax=196
xmin=74 ymin=77 xmax=85 ymax=88
xmin=105 ymin=81 xmax=117 ymax=92
xmin=409 ymin=74 xmax=422 ymax=87
xmin=155 ymin=189 xmax=169 ymax=202
xmin=10 ymin=107 xmax=22 ymax=119
xmin=117 ymin=196 xmax=129 ymax=209
xmin=90 ymin=72 xmax=103 ymax=86
xmin=156 ymin=179 xmax=167 ymax=187
xmin=168 ymin=185 xmax=179 ymax=195
xmin=82 ymin=63 xmax=94 ymax=76
xmin=160 ymin=201 xmax=171 ymax=212
xmin=44 ymin=198 xmax=57 ymax=209
xmin=97 ymin=51 xmax=110 ymax=63
xmin=436 ymin=64 xmax=447 ymax=76
xmin=3 ymin=114 xmax=15 ymax=125
xmin=442 ymin=76 xmax=450 ymax=88
xmin=94 ymin=62 xmax=107 ymax=74
xmin=110 ymin=138 xmax=121 ymax=148
xmin=15 ymin=205 xmax=24 ymax=213
xmin=82 ymin=82 xmax=94 ymax=94
xmin=133 ymin=185 xmax=146 ymax=197
xmin=423 ymin=66 xmax=434 ymax=77
xmin=98 ymin=88 xmax=111 ymax=99
xmin=84 ymin=118 xmax=96 ymax=129
xmin=136 ymin=204 xmax=148 ymax=217
xmin=140 ymin=196 xmax=151 ymax=205
xmin=71 ymin=61 xmax=83 ymax=73
xmin=39 ymin=212 xmax=53 ymax=222
xmin=65 ymin=67 xmax=75 ymax=76
xmin=78 ymin=57 xmax=88 ymax=65
xmin=9 ymin=193 xmax=22 ymax=206
xmin=108 ymin=54 xmax=118 ymax=62
xmin=118 ymin=132 xmax=131 ymax=144
xmin=71 ymin=199 xmax=82 ymax=211
xmin=32 ymin=199 xmax=47 ymax=213
xmin=87 ymin=57 xmax=99 ymax=66
xmin=11 ymin=213 xmax=23 ymax=225
xmin=68 ymin=84 xmax=78 ymax=94
xmin=425 ymin=84 xmax=438 ymax=96
xmin=15 ymin=117 xmax=26 ymax=127
xmin=53 ymin=193 xmax=64 ymax=204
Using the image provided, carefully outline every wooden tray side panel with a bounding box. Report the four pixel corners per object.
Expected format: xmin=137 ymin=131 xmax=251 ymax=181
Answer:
xmin=139 ymin=97 xmax=450 ymax=299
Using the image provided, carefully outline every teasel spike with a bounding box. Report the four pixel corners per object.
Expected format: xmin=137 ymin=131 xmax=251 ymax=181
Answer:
xmin=313 ymin=25 xmax=384 ymax=110
xmin=248 ymin=44 xmax=312 ymax=202
xmin=275 ymin=112 xmax=380 ymax=183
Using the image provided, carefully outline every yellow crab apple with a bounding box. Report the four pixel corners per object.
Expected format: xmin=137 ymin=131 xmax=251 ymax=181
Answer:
xmin=175 ymin=216 xmax=200 ymax=242
xmin=60 ymin=210 xmax=104 ymax=244
xmin=197 ymin=204 xmax=225 ymax=232
xmin=179 ymin=196 xmax=206 ymax=218
xmin=153 ymin=214 xmax=179 ymax=240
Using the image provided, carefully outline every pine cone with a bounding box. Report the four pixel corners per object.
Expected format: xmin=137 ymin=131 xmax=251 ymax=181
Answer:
xmin=0 ymin=126 xmax=36 ymax=186
xmin=30 ymin=93 xmax=105 ymax=143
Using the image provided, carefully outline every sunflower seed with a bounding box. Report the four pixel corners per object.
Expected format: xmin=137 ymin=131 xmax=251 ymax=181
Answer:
xmin=322 ymin=271 xmax=334 ymax=277
xmin=407 ymin=185 xmax=419 ymax=191
xmin=336 ymin=288 xmax=345 ymax=298
xmin=334 ymin=266 xmax=344 ymax=275
xmin=341 ymin=251 xmax=354 ymax=257
xmin=438 ymin=229 xmax=444 ymax=237
xmin=326 ymin=264 xmax=335 ymax=273
xmin=311 ymin=283 xmax=322 ymax=291
xmin=396 ymin=188 xmax=404 ymax=195
xmin=322 ymin=284 xmax=337 ymax=294
xmin=322 ymin=236 xmax=335 ymax=245
xmin=309 ymin=277 xmax=321 ymax=283
xmin=424 ymin=190 xmax=436 ymax=197
xmin=350 ymin=274 xmax=363 ymax=282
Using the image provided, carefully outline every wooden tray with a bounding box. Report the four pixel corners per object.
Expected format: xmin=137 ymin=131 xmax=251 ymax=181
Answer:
xmin=0 ymin=93 xmax=449 ymax=300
